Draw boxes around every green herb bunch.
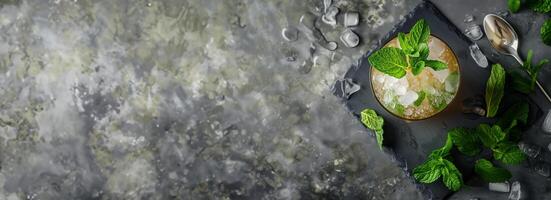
[510,50,549,93]
[413,64,527,191]
[368,19,447,78]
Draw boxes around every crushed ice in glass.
[281,27,299,41]
[464,14,474,23]
[332,78,360,99]
[489,181,510,193]
[543,109,551,134]
[464,25,484,41]
[340,29,360,48]
[508,181,522,200]
[469,43,488,68]
[518,141,542,158]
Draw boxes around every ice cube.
[398,91,418,106]
[508,181,522,200]
[445,72,460,92]
[322,6,339,26]
[428,38,445,59]
[464,14,474,23]
[548,142,551,152]
[489,181,510,193]
[323,0,332,13]
[498,10,510,18]
[543,109,551,134]
[383,75,399,90]
[464,25,484,41]
[282,27,299,41]
[532,161,550,177]
[375,75,385,84]
[429,68,450,83]
[469,43,488,68]
[344,12,360,27]
[340,29,360,48]
[332,78,360,99]
[518,142,542,159]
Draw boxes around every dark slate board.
[337,1,493,199]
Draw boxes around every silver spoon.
[483,14,551,103]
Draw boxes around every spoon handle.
[512,53,551,104]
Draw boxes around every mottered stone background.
[1,0,550,199]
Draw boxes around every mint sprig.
[360,108,385,149]
[368,19,447,78]
[510,50,548,93]
[474,159,512,182]
[485,64,506,117]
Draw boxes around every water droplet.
[146,2,152,7]
[321,6,339,26]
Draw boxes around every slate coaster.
[336,1,493,199]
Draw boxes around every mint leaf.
[441,159,463,191]
[360,109,384,149]
[543,19,551,45]
[413,159,443,183]
[477,124,506,149]
[528,0,551,13]
[429,135,453,159]
[412,60,425,75]
[414,91,426,106]
[408,19,430,48]
[398,32,413,53]
[508,0,521,13]
[486,64,506,117]
[493,141,526,165]
[497,102,529,133]
[449,128,481,156]
[510,71,534,94]
[474,159,512,182]
[425,60,448,71]
[418,43,429,60]
[368,47,408,78]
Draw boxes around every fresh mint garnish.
[360,109,385,149]
[493,141,526,164]
[542,18,551,45]
[528,0,551,13]
[368,47,408,78]
[368,19,447,78]
[474,159,512,182]
[413,91,426,106]
[476,124,506,149]
[485,64,506,117]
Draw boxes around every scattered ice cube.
[543,109,551,134]
[508,181,522,200]
[340,29,360,48]
[398,91,418,106]
[322,6,339,26]
[299,13,338,51]
[489,181,510,193]
[532,161,550,177]
[518,141,542,158]
[323,0,332,13]
[497,10,510,18]
[464,14,474,23]
[469,43,488,68]
[462,96,486,116]
[464,25,484,41]
[344,12,360,27]
[332,78,360,99]
[281,27,299,41]
[299,59,313,74]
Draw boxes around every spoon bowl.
[483,14,521,62]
